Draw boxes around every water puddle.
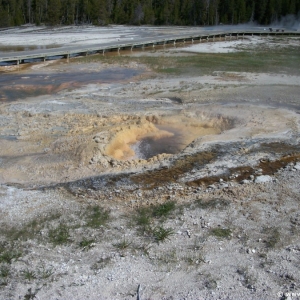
[131,125,186,159]
[0,135,18,141]
[0,67,142,101]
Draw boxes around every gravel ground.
[0,31,299,300]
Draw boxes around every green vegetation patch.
[133,201,177,234]
[77,46,300,77]
[152,226,174,243]
[48,223,70,246]
[262,227,280,249]
[143,49,300,76]
[132,201,178,245]
[152,201,176,218]
[79,238,96,250]
[0,243,21,264]
[1,213,61,242]
[84,206,110,229]
[113,237,132,250]
[210,227,232,239]
[21,269,37,281]
[0,265,10,278]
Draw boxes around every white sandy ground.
[0,24,278,48]
[177,36,300,53]
[0,25,199,47]
[0,27,131,46]
[178,38,261,53]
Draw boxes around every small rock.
[284,294,292,300]
[255,168,263,175]
[208,184,216,189]
[241,179,250,184]
[254,175,272,183]
[220,183,229,188]
[294,162,300,170]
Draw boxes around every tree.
[143,0,155,24]
[0,3,11,27]
[133,2,144,24]
[47,0,61,24]
[1,0,300,28]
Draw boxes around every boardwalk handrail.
[0,30,299,64]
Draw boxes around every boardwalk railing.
[0,30,299,65]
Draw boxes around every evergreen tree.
[0,1,11,27]
[143,0,155,24]
[90,0,107,25]
[47,0,61,24]
[0,0,300,28]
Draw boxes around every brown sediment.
[131,143,300,189]
[187,152,300,187]
[258,153,300,175]
[187,166,254,187]
[131,151,217,188]
[254,142,300,154]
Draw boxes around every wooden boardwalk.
[0,30,299,65]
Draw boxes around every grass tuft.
[37,265,54,279]
[0,244,22,264]
[85,206,110,228]
[113,237,132,250]
[0,265,10,278]
[48,223,70,246]
[152,201,176,218]
[210,228,232,239]
[134,207,151,230]
[152,226,174,243]
[262,227,280,248]
[22,269,36,281]
[133,202,177,235]
[79,238,95,250]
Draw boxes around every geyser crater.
[105,113,234,161]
